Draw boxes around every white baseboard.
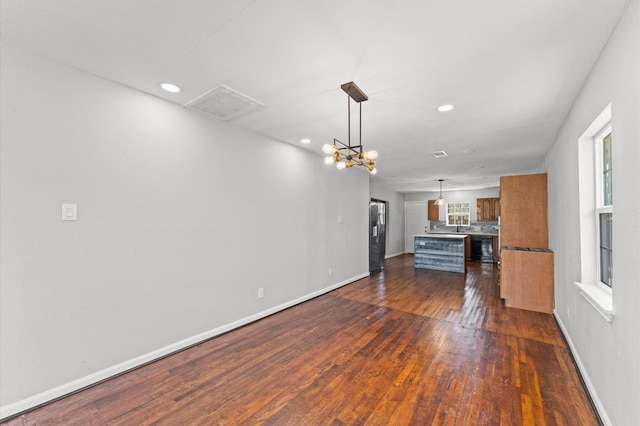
[553,310,612,426]
[384,251,405,259]
[0,272,369,421]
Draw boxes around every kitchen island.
[414,234,468,273]
[426,231,499,263]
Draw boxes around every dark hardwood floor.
[2,255,599,425]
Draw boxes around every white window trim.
[574,281,613,322]
[445,201,471,227]
[594,125,613,288]
[576,104,614,322]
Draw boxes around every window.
[575,104,614,321]
[446,202,470,226]
[596,129,613,287]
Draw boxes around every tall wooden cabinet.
[499,173,554,314]
[500,174,548,248]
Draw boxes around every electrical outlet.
[567,306,570,318]
[258,288,264,298]
[328,267,333,276]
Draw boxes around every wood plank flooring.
[2,255,599,425]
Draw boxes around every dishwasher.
[470,235,494,262]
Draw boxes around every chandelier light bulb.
[369,167,378,175]
[322,144,336,154]
[366,150,378,160]
[324,156,335,165]
[336,161,347,170]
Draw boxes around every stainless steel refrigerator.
[369,199,387,272]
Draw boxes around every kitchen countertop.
[502,246,552,252]
[414,234,468,239]
[426,231,498,237]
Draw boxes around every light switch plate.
[62,203,77,221]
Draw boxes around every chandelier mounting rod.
[342,82,367,152]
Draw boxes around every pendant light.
[435,179,445,205]
[323,82,378,174]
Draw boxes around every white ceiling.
[1,0,628,192]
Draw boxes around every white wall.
[546,0,639,424]
[0,46,370,416]
[370,183,405,257]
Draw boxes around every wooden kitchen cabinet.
[427,200,440,221]
[499,173,553,313]
[500,248,554,313]
[476,197,500,221]
[465,236,471,260]
[499,174,548,249]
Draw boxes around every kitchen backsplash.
[429,220,499,234]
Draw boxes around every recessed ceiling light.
[161,83,181,93]
[437,104,454,112]
[300,138,311,144]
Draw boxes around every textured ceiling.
[0,0,628,192]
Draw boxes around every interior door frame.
[404,201,429,254]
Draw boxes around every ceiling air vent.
[432,150,448,158]
[184,84,265,121]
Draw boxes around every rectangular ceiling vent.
[432,150,448,158]
[184,84,265,121]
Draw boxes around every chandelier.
[323,82,378,174]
